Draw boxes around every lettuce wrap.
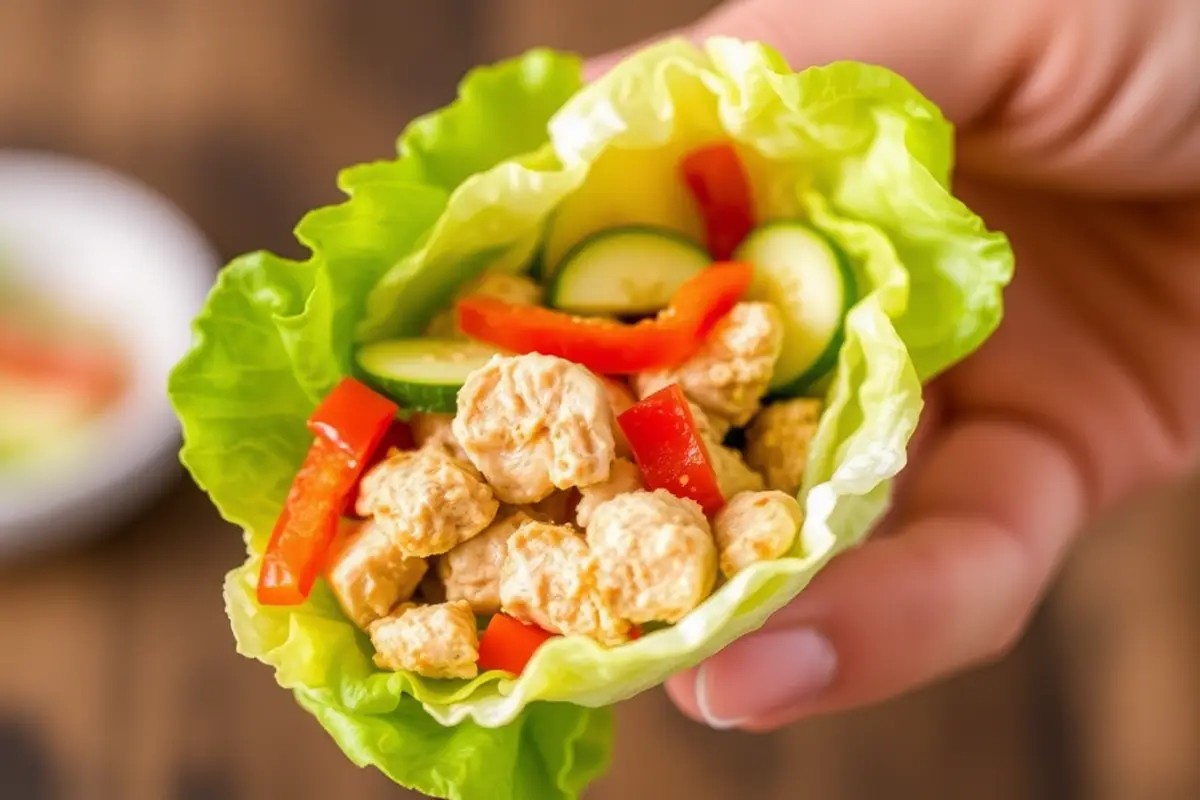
[168,36,1013,800]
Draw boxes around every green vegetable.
[356,338,502,413]
[733,221,856,395]
[548,226,709,315]
[168,37,1012,800]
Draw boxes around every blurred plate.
[0,150,217,559]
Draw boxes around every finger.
[672,415,1086,730]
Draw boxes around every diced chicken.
[325,519,428,628]
[410,412,471,464]
[713,490,804,577]
[635,302,784,426]
[438,509,532,614]
[453,354,617,505]
[744,398,823,495]
[499,520,630,646]
[709,440,766,498]
[424,272,543,338]
[368,600,480,679]
[356,447,499,558]
[586,489,716,624]
[600,377,636,457]
[575,457,643,528]
[688,400,731,443]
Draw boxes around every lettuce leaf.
[168,37,1012,799]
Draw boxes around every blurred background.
[2,1,1199,799]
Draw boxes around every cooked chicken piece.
[713,490,804,577]
[575,457,643,528]
[368,601,479,679]
[410,412,471,464]
[424,272,543,338]
[453,354,617,504]
[635,302,784,426]
[600,377,636,457]
[687,400,731,443]
[744,398,823,495]
[438,509,532,614]
[356,447,498,558]
[324,519,428,628]
[708,439,766,498]
[499,520,630,646]
[586,489,717,624]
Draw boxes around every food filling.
[255,143,851,679]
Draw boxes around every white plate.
[0,150,218,559]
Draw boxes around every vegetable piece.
[0,316,124,405]
[257,436,361,605]
[477,613,557,675]
[732,222,856,394]
[548,226,710,316]
[260,379,399,605]
[617,383,725,515]
[355,338,505,413]
[457,261,753,375]
[680,142,755,260]
[307,376,400,460]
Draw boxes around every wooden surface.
[2,1,1199,798]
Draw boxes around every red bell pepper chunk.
[456,261,753,375]
[258,378,401,606]
[476,613,558,675]
[617,383,725,515]
[680,142,756,260]
[307,377,400,462]
[257,436,362,605]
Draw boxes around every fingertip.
[664,668,705,724]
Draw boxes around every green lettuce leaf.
[168,37,1012,799]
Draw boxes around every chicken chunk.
[356,447,499,558]
[410,412,471,464]
[424,272,543,338]
[688,400,731,443]
[635,302,784,426]
[438,509,532,614]
[713,491,804,577]
[368,601,479,679]
[586,490,717,624]
[709,440,766,498]
[744,398,823,495]
[325,520,428,628]
[453,354,617,504]
[499,520,630,646]
[575,457,643,528]
[600,377,636,456]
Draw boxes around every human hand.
[588,0,1200,731]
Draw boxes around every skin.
[587,0,1200,730]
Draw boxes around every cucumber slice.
[356,338,502,413]
[733,221,856,395]
[548,226,710,316]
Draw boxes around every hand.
[588,0,1200,731]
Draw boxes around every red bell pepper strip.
[0,317,125,406]
[680,142,756,260]
[258,378,400,606]
[617,383,725,515]
[307,377,400,462]
[341,418,414,517]
[456,261,753,375]
[476,613,557,675]
[257,436,361,605]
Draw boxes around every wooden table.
[3,2,1199,798]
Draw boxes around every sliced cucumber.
[548,226,710,316]
[356,338,502,413]
[733,221,856,396]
